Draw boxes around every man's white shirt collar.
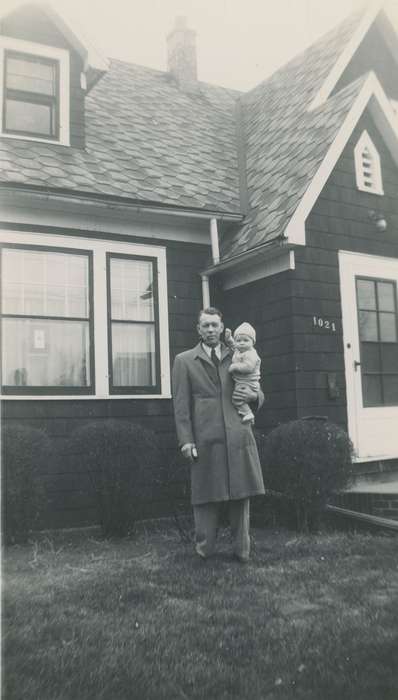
[202,342,221,359]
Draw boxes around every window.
[3,51,59,139]
[0,36,69,145]
[354,130,383,196]
[0,231,171,399]
[1,246,94,394]
[107,255,160,393]
[356,277,398,407]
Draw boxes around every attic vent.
[354,131,383,196]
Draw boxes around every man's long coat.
[172,342,265,505]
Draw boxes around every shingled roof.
[0,59,241,213]
[221,7,368,259]
[0,4,388,261]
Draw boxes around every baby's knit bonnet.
[233,322,256,343]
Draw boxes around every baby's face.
[234,334,253,351]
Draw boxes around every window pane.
[377,282,396,312]
[5,98,54,136]
[379,313,397,342]
[358,310,378,341]
[382,376,398,406]
[1,249,89,318]
[361,343,380,373]
[357,279,376,310]
[47,285,66,316]
[381,344,398,373]
[362,374,382,406]
[112,323,156,387]
[2,283,23,314]
[6,56,56,95]
[2,318,90,387]
[110,258,154,321]
[24,284,45,315]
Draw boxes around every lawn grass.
[3,526,398,700]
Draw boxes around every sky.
[3,0,398,90]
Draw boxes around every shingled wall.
[292,108,398,468]
[214,270,298,435]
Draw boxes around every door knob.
[354,360,361,371]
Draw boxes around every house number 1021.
[313,316,336,332]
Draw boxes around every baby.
[225,322,261,424]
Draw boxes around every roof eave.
[202,234,288,276]
[0,182,244,222]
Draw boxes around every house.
[1,2,398,528]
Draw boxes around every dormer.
[0,3,108,148]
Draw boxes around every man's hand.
[232,385,258,406]
[224,328,234,349]
[181,443,197,461]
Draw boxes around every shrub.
[258,417,354,532]
[3,424,50,544]
[68,420,161,537]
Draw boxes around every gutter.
[0,184,244,223]
[202,232,288,276]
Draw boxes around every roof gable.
[309,2,398,111]
[285,73,398,246]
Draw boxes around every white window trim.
[354,130,384,196]
[0,36,70,146]
[0,230,171,399]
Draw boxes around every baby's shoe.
[241,412,254,424]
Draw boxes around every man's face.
[197,312,224,347]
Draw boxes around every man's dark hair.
[197,307,223,323]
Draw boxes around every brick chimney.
[167,16,198,91]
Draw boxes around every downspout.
[201,274,210,308]
[201,217,220,307]
[210,217,220,265]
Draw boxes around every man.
[172,307,265,562]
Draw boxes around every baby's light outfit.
[229,322,261,423]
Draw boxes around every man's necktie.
[211,348,220,369]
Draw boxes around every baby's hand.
[224,328,234,348]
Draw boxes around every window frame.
[0,242,95,396]
[0,36,70,146]
[355,274,398,408]
[106,252,161,395]
[0,230,171,400]
[3,50,60,140]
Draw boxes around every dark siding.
[2,237,209,528]
[1,6,86,148]
[332,23,398,99]
[292,109,398,433]
[214,270,298,434]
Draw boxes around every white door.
[339,250,398,462]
